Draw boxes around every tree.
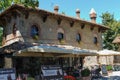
[0,0,39,11]
[100,12,120,50]
[0,0,12,11]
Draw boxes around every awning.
[13,45,98,57]
[97,49,120,56]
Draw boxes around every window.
[76,33,81,42]
[58,32,64,40]
[31,25,39,39]
[93,37,98,44]
[57,28,64,41]
[13,23,17,35]
[81,24,85,29]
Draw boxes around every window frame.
[76,33,81,42]
[30,24,40,40]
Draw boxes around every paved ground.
[92,76,120,80]
[91,70,120,80]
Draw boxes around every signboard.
[41,65,63,80]
[101,65,107,74]
[0,68,16,80]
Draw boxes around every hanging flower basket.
[32,35,39,40]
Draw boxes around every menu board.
[41,65,63,80]
[0,68,16,80]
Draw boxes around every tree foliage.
[101,12,120,50]
[0,0,39,11]
[0,0,39,46]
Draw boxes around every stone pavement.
[92,76,120,80]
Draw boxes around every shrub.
[81,68,90,77]
[27,77,35,80]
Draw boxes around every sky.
[38,0,120,24]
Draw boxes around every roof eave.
[0,4,109,30]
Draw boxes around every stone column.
[4,57,12,68]
[69,57,72,67]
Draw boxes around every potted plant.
[106,65,113,76]
[81,68,91,80]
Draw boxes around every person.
[57,69,61,76]
[16,74,22,80]
[91,66,95,76]
[23,74,27,80]
[7,74,12,80]
[63,70,67,76]
[96,65,101,76]
[73,64,80,78]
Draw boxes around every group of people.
[64,63,102,79]
[16,74,27,80]
[91,65,101,79]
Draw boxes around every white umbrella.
[97,49,120,56]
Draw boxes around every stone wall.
[4,12,103,50]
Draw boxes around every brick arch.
[30,23,41,40]
[57,27,65,41]
[57,27,64,33]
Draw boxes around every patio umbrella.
[97,49,120,56]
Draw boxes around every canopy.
[13,44,98,57]
[97,49,120,56]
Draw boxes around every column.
[4,57,12,68]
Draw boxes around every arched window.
[93,37,98,44]
[31,25,39,39]
[13,23,17,35]
[76,33,81,42]
[57,28,64,41]
[58,32,64,40]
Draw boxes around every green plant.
[81,68,90,77]
[27,77,35,80]
[32,35,39,40]
[106,65,113,71]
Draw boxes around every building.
[0,4,109,75]
[113,36,120,63]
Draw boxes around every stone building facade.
[113,36,120,64]
[0,4,109,69]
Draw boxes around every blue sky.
[38,0,120,23]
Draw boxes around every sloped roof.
[0,41,98,56]
[0,4,109,30]
[112,36,120,43]
[13,44,98,57]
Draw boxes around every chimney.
[54,5,59,13]
[89,8,97,23]
[76,9,80,18]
